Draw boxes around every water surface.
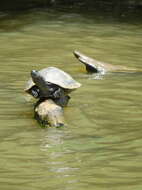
[0,9,142,190]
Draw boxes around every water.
[0,8,142,190]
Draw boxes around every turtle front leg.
[54,95,70,107]
[52,88,70,107]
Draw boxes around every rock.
[34,99,64,127]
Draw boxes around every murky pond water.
[0,8,142,190]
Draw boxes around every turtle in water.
[73,51,136,74]
[25,67,81,107]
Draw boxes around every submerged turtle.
[74,51,136,74]
[25,67,81,107]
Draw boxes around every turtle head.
[31,70,44,85]
[31,70,40,79]
[31,70,52,98]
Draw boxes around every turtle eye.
[46,82,52,86]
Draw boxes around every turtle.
[73,51,137,74]
[25,67,81,107]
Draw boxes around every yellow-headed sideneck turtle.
[73,51,138,74]
[25,67,81,107]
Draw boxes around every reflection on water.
[0,8,142,190]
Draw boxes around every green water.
[0,9,142,190]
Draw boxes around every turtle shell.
[25,67,81,92]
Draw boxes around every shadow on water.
[0,1,142,32]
